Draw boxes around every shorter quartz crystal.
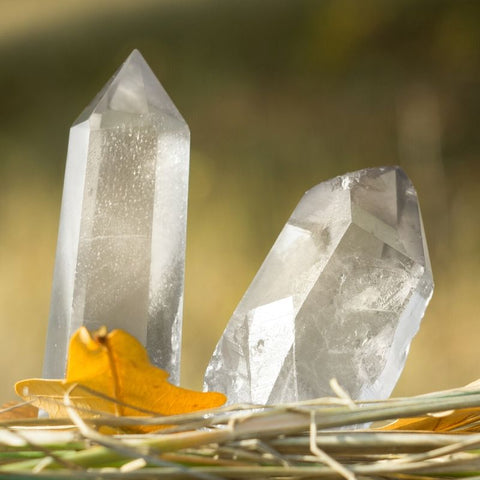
[204,166,433,404]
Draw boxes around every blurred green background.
[0,0,479,403]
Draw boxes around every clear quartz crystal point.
[205,166,433,404]
[43,50,189,382]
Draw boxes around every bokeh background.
[0,0,479,403]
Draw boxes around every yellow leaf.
[15,327,226,431]
[380,381,480,432]
[380,407,480,432]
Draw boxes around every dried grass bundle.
[1,381,480,479]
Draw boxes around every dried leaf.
[380,406,480,432]
[15,327,226,431]
[380,380,480,432]
[0,401,38,420]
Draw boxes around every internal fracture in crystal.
[43,50,189,382]
[204,167,433,404]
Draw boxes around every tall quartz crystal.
[43,50,189,382]
[205,166,433,403]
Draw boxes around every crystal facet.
[43,50,189,382]
[204,166,433,404]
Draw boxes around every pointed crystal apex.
[205,166,433,404]
[74,49,185,125]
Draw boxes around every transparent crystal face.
[73,121,156,341]
[44,50,189,382]
[204,166,433,404]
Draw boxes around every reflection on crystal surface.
[43,50,189,382]
[248,297,295,404]
[205,167,433,403]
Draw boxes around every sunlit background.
[0,0,479,403]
